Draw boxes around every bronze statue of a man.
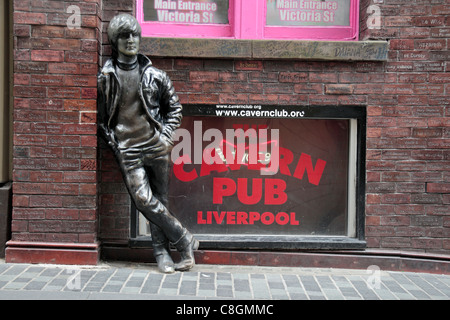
[98,14,198,273]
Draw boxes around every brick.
[390,39,414,50]
[14,49,31,61]
[63,124,97,135]
[380,216,410,226]
[429,73,450,83]
[30,74,64,86]
[65,51,98,63]
[81,135,98,147]
[264,83,295,94]
[188,93,220,104]
[411,216,442,227]
[64,172,97,183]
[279,94,308,105]
[427,183,450,194]
[383,84,414,95]
[14,25,31,37]
[13,208,45,220]
[189,71,219,82]
[29,38,81,51]
[47,135,80,147]
[394,205,425,215]
[14,12,46,25]
[28,220,63,233]
[62,196,97,209]
[14,86,46,98]
[64,75,97,87]
[412,128,442,138]
[325,84,354,95]
[81,112,97,124]
[380,237,411,248]
[45,209,79,220]
[31,25,65,38]
[14,74,30,85]
[47,111,79,123]
[412,150,444,161]
[81,39,98,52]
[399,51,429,60]
[309,73,338,83]
[29,195,63,208]
[412,16,445,27]
[47,184,79,196]
[431,5,450,15]
[29,146,63,159]
[65,28,97,40]
[14,110,46,122]
[279,72,308,83]
[31,50,65,62]
[81,88,97,99]
[80,184,97,196]
[411,193,442,204]
[398,73,427,83]
[233,83,263,94]
[64,147,96,160]
[30,0,65,12]
[415,39,446,50]
[218,93,248,104]
[381,194,411,204]
[11,220,28,232]
[48,63,81,74]
[80,63,99,75]
[46,159,80,171]
[29,172,63,183]
[13,183,47,195]
[30,123,63,135]
[48,87,81,99]
[14,61,47,74]
[235,60,263,71]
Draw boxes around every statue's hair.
[107,14,142,58]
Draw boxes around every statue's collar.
[117,58,138,71]
[103,54,152,74]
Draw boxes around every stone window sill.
[140,38,388,61]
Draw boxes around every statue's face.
[117,32,140,58]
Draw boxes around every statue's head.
[107,14,142,59]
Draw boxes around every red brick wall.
[10,0,450,260]
[11,0,101,248]
[97,0,449,255]
[360,0,450,253]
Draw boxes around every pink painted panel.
[137,0,235,38]
[136,0,360,40]
[263,0,360,40]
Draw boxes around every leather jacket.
[97,54,182,149]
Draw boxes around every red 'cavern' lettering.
[173,149,327,186]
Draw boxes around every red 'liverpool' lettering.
[198,211,300,226]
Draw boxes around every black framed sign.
[131,104,366,250]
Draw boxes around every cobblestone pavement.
[0,259,449,300]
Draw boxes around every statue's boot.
[140,201,199,272]
[174,232,200,272]
[151,224,175,274]
[154,244,175,274]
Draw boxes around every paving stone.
[0,261,450,300]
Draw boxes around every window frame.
[129,104,367,251]
[263,0,360,40]
[136,0,360,41]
